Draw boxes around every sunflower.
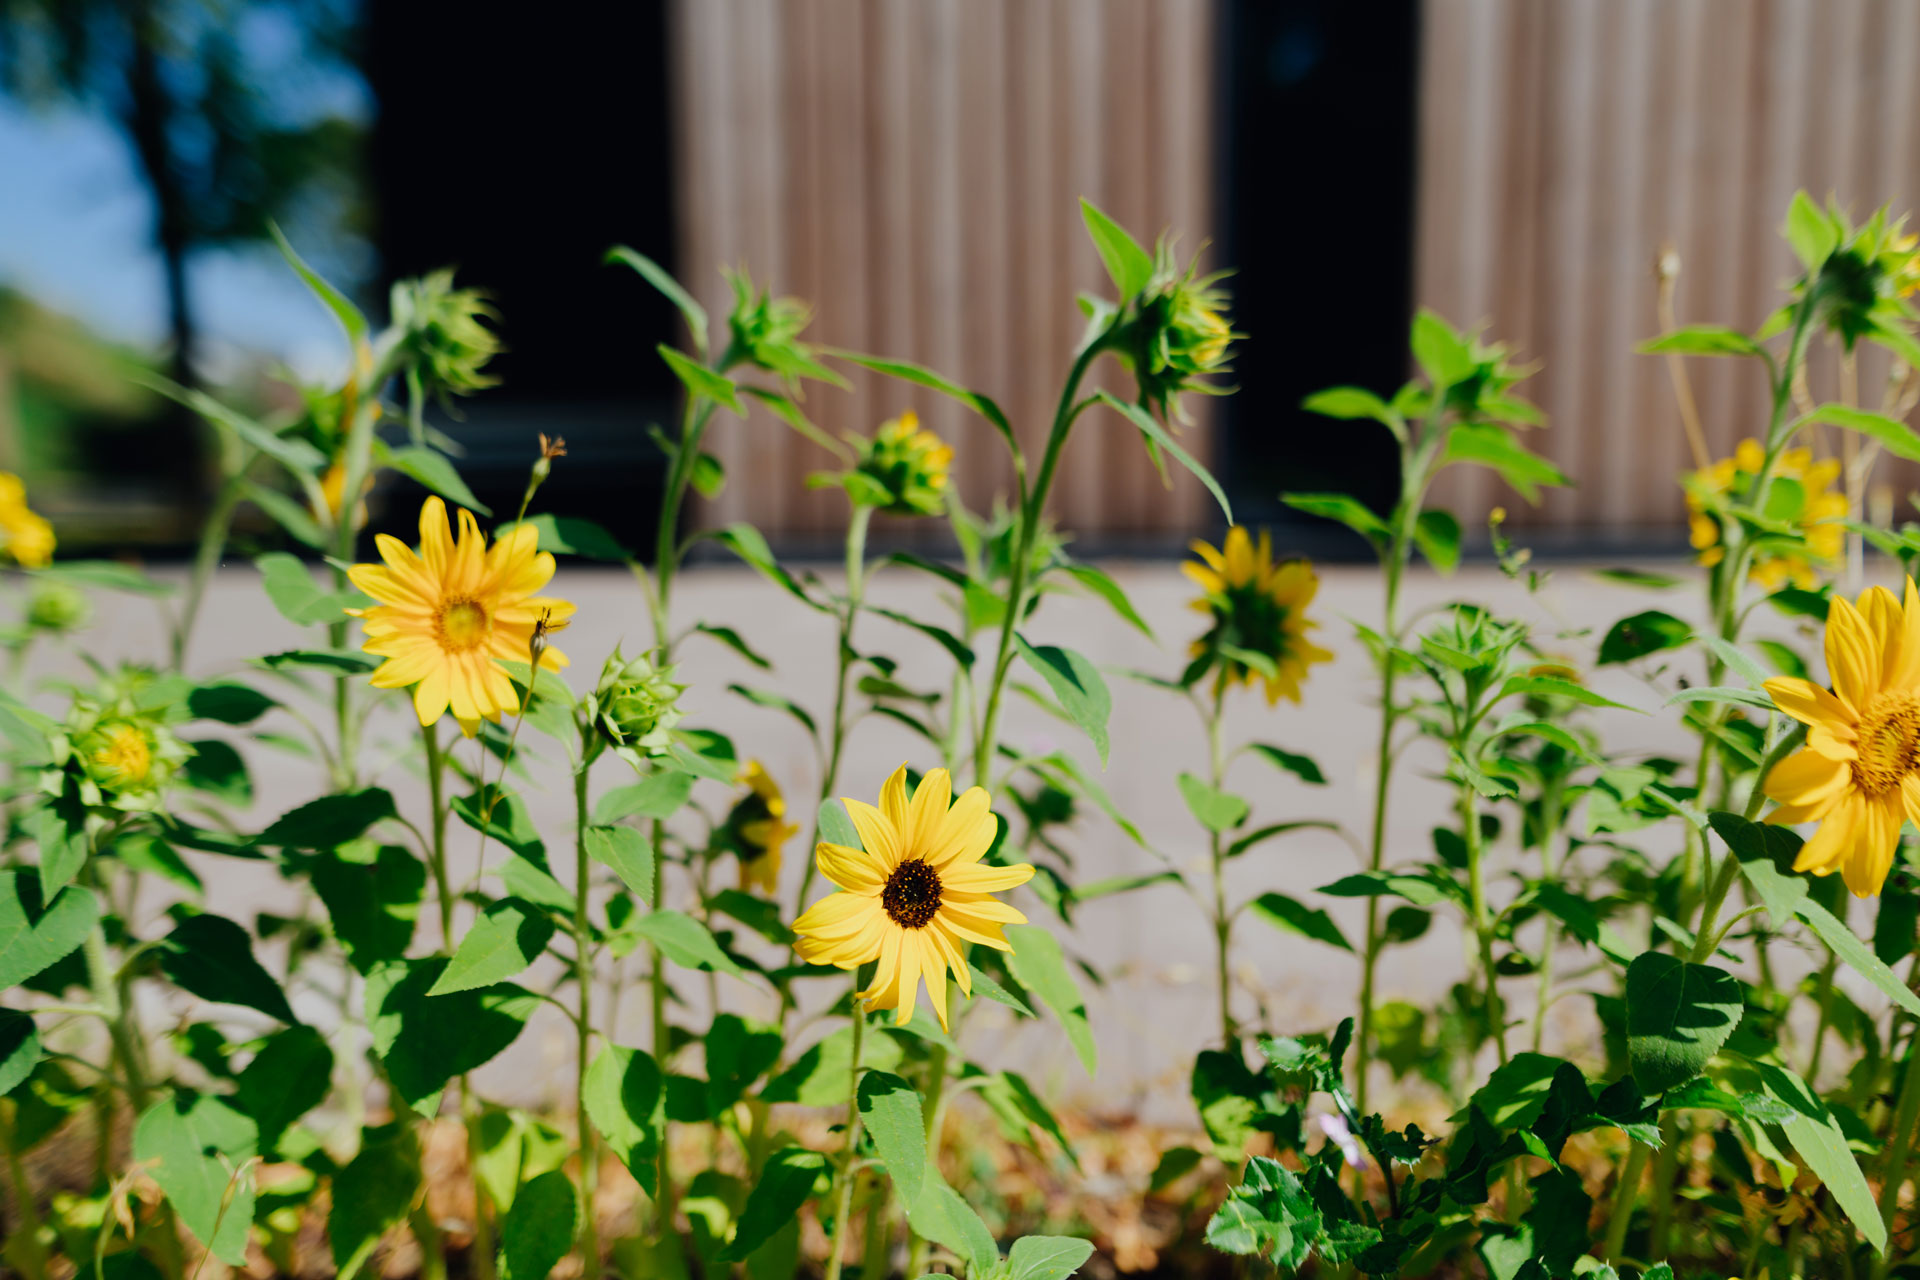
[1761,578,1920,897]
[792,764,1033,1031]
[0,473,55,569]
[1687,439,1846,591]
[729,761,800,895]
[347,496,576,737]
[1184,526,1332,704]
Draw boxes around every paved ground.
[38,554,1859,1120]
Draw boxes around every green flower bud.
[853,411,952,516]
[26,582,89,634]
[724,269,841,393]
[1116,247,1239,423]
[44,666,190,812]
[592,648,685,758]
[390,268,503,399]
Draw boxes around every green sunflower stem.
[972,331,1109,790]
[170,474,244,672]
[1603,1139,1652,1262]
[902,1041,952,1277]
[823,994,867,1280]
[1873,1006,1920,1280]
[1204,685,1234,1044]
[794,502,872,918]
[573,763,602,1280]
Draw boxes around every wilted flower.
[0,473,55,569]
[725,269,840,393]
[1184,527,1332,705]
[390,268,504,400]
[724,761,800,895]
[591,647,685,758]
[852,411,952,516]
[1685,438,1846,590]
[26,582,89,634]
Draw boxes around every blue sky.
[0,97,357,379]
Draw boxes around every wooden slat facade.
[673,0,1920,546]
[669,0,1218,546]
[1419,0,1920,537]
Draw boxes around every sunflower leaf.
[1005,924,1096,1077]
[1015,636,1111,767]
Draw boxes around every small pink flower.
[1318,1113,1368,1170]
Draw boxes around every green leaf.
[1597,611,1693,666]
[1413,508,1463,574]
[161,914,298,1024]
[606,245,709,356]
[1665,685,1776,712]
[1801,403,1920,461]
[1281,492,1388,544]
[255,552,365,627]
[1637,326,1763,357]
[712,523,823,609]
[1205,1156,1321,1269]
[1176,772,1248,831]
[1005,924,1095,1076]
[27,795,88,895]
[1496,674,1640,712]
[1591,566,1683,589]
[383,445,491,515]
[905,1178,998,1273]
[1784,190,1840,269]
[1411,308,1474,388]
[585,826,655,903]
[660,344,742,413]
[1227,820,1340,859]
[966,960,1035,1017]
[502,1169,578,1280]
[1006,1235,1097,1280]
[30,558,175,596]
[1148,1146,1205,1193]
[1737,1057,1886,1253]
[1061,563,1154,638]
[729,684,818,734]
[694,622,773,668]
[1248,743,1326,785]
[368,959,539,1115]
[819,798,861,850]
[132,1091,258,1265]
[272,222,367,341]
[430,899,555,995]
[583,1044,664,1195]
[722,1146,827,1260]
[187,680,278,725]
[1015,635,1112,766]
[254,647,381,675]
[1441,423,1568,504]
[1318,869,1465,908]
[235,1025,332,1151]
[501,513,632,562]
[259,789,397,849]
[629,910,746,979]
[0,1008,42,1096]
[593,771,696,825]
[830,351,1018,458]
[329,1125,421,1280]
[1248,894,1352,952]
[1093,391,1232,522]
[1079,197,1154,299]
[1463,1052,1566,1128]
[133,372,328,477]
[1624,951,1743,1093]
[241,479,327,548]
[183,739,252,805]
[857,1070,928,1208]
[1521,1168,1592,1276]
[870,606,977,668]
[1302,386,1406,440]
[310,843,424,975]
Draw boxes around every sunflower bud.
[724,269,839,393]
[390,268,503,399]
[591,648,685,758]
[45,667,190,812]
[26,582,89,634]
[1118,248,1238,423]
[1786,194,1920,350]
[851,411,952,516]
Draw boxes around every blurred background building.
[4,0,1920,559]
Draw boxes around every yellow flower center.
[93,725,152,786]
[436,598,490,652]
[1852,693,1920,796]
[881,858,942,929]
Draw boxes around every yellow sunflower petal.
[942,861,1036,894]
[1763,748,1851,811]
[1763,677,1857,737]
[1825,596,1880,711]
[815,842,885,894]
[843,799,902,870]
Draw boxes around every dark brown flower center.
[881,858,942,929]
[1853,693,1920,796]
